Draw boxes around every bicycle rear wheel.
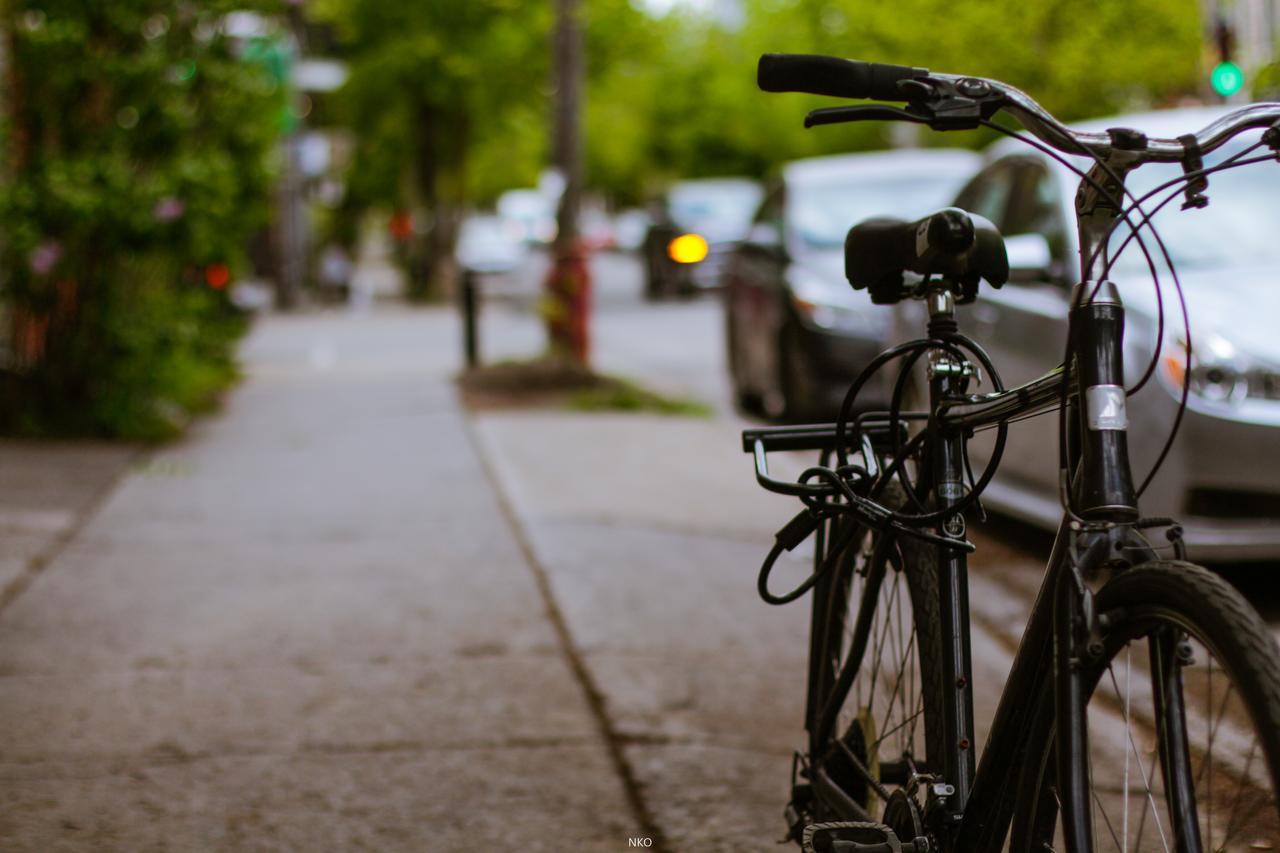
[1013,560,1280,851]
[801,482,944,835]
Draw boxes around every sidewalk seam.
[0,447,147,615]
[465,414,671,853]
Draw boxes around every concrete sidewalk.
[0,307,639,850]
[470,412,1028,851]
[0,298,1048,851]
[0,440,138,604]
[474,411,809,850]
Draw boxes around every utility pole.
[545,0,590,364]
[276,2,307,310]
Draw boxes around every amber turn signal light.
[667,233,709,264]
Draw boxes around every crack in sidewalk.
[465,416,672,853]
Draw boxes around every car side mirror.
[1004,233,1055,283]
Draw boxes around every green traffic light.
[1211,61,1245,97]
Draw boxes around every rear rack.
[740,412,917,454]
[743,412,922,498]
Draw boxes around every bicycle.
[742,53,1280,852]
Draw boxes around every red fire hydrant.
[544,242,591,364]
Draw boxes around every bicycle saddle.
[845,207,1008,304]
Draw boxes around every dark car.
[724,149,980,420]
[643,178,762,300]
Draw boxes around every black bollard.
[461,269,479,368]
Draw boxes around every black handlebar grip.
[757,53,926,101]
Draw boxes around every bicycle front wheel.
[1014,560,1280,852]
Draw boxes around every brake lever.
[804,79,1003,132]
[805,104,929,129]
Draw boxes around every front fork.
[1056,278,1143,852]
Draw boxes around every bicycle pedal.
[802,821,928,853]
[783,782,812,843]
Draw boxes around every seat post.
[926,283,959,340]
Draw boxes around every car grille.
[1185,487,1280,520]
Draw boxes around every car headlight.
[788,268,880,335]
[1160,333,1280,405]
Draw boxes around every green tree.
[584,0,1204,202]
[1,1,283,439]
[315,0,552,298]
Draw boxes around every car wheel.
[643,254,663,301]
[763,318,814,423]
[727,308,764,416]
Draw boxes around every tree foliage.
[305,1,1207,281]
[313,0,552,296]
[586,0,1205,202]
[1,1,282,438]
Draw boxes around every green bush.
[91,269,246,442]
[0,1,281,440]
[3,253,246,442]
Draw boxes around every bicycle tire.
[805,481,945,831]
[1012,560,1280,851]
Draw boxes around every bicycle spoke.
[906,609,919,752]
[1106,659,1171,852]
[1206,659,1213,848]
[1091,783,1124,850]
[871,705,926,754]
[879,586,916,750]
[1122,645,1130,851]
[1221,737,1259,847]
[1090,742,1102,850]
[865,572,903,716]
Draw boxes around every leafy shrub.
[0,1,281,440]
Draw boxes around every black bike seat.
[845,207,1009,304]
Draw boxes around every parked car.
[580,206,617,252]
[612,208,652,253]
[456,215,528,274]
[643,178,762,300]
[725,149,980,420]
[497,189,557,246]
[894,106,1280,560]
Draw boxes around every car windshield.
[1108,138,1280,273]
[668,183,761,237]
[789,172,967,248]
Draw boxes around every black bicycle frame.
[929,277,1150,851]
[900,156,1161,851]
[745,157,1180,851]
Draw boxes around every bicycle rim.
[1020,563,1280,852]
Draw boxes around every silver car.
[897,106,1280,561]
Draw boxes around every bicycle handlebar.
[757,53,926,101]
[758,54,1280,164]
[956,72,1280,162]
